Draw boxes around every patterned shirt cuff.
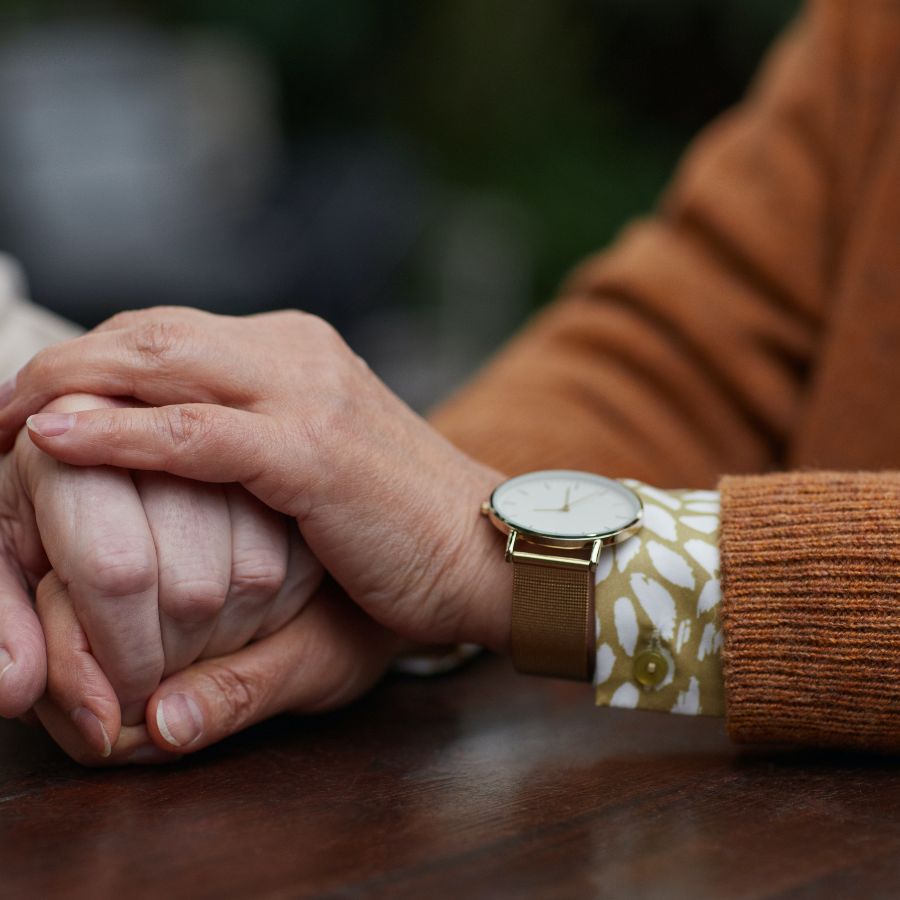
[593,480,724,717]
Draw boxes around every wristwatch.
[482,470,643,681]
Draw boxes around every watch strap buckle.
[505,530,602,571]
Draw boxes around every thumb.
[146,588,400,754]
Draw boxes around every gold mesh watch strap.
[510,557,595,681]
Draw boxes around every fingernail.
[156,693,203,748]
[0,373,15,406]
[0,647,12,680]
[71,707,112,758]
[26,413,74,437]
[128,744,181,765]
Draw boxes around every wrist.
[446,462,512,655]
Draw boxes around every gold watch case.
[485,470,643,682]
[482,470,643,566]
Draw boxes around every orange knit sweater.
[431,0,900,751]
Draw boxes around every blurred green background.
[0,0,799,405]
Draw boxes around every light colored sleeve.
[594,481,723,717]
[0,254,82,380]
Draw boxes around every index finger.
[0,311,254,449]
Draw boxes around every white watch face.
[490,470,642,540]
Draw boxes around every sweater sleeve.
[720,471,900,752]
[425,4,894,748]
[430,1,834,489]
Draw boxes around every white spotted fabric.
[593,481,724,717]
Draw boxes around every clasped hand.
[0,308,512,764]
[0,392,327,763]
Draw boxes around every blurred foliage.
[0,0,800,306]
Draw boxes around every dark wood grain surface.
[2,654,900,900]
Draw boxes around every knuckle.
[132,320,192,363]
[202,665,265,732]
[161,405,213,451]
[76,544,156,599]
[160,577,228,625]
[229,552,287,604]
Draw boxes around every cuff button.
[633,648,669,689]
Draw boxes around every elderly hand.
[1,307,513,649]
[0,392,325,764]
[0,308,513,756]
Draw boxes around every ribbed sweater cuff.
[719,471,900,752]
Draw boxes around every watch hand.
[534,486,574,513]
[567,490,604,508]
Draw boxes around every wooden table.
[2,654,899,899]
